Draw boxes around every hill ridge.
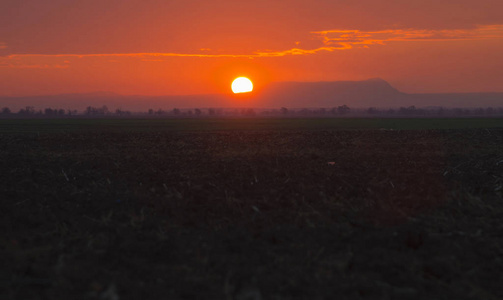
[1,79,502,110]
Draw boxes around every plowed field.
[1,119,502,299]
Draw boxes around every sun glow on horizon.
[231,77,253,94]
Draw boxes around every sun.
[231,77,253,94]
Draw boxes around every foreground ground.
[1,118,503,299]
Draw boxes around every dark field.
[1,117,503,133]
[1,118,503,299]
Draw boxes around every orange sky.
[1,0,503,96]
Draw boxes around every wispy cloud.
[0,52,253,68]
[255,46,345,57]
[3,52,255,59]
[312,24,503,50]
[254,24,503,56]
[1,25,502,67]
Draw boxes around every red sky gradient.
[1,0,503,97]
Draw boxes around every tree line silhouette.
[1,105,502,118]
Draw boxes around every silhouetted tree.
[18,106,35,115]
[280,107,289,115]
[367,107,378,114]
[337,105,350,115]
[67,109,78,116]
[172,108,181,116]
[242,108,256,116]
[44,108,54,116]
[474,107,484,115]
[114,108,129,116]
[399,106,417,115]
[85,105,109,115]
[194,108,202,116]
[208,108,216,116]
[299,108,310,116]
[148,109,154,115]
[85,106,94,115]
[1,107,11,114]
[100,105,109,115]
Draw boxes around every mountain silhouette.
[255,78,403,108]
[1,79,502,111]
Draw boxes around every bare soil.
[1,127,502,299]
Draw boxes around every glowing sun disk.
[232,77,253,94]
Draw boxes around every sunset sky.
[1,0,503,96]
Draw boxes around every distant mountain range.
[1,78,502,111]
[255,78,403,108]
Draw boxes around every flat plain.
[1,118,503,299]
